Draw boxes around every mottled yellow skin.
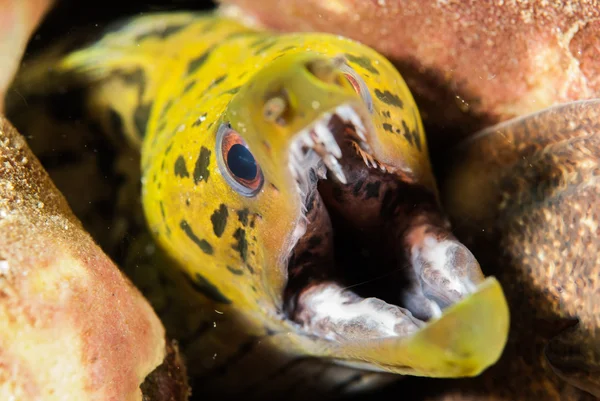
[8,11,509,399]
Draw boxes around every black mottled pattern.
[381,110,391,118]
[180,219,214,255]
[183,80,197,94]
[159,99,173,121]
[192,112,207,128]
[402,120,421,151]
[159,200,166,220]
[193,146,211,184]
[344,53,380,75]
[135,23,188,42]
[174,155,189,178]
[253,39,278,55]
[201,74,227,96]
[237,208,249,226]
[402,120,414,146]
[185,272,231,304]
[220,86,241,96]
[232,228,248,263]
[134,102,152,138]
[187,46,214,76]
[210,204,229,238]
[374,89,404,108]
[226,265,244,276]
[382,123,394,133]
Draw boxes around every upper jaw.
[287,101,373,195]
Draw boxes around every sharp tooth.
[313,121,342,159]
[347,109,365,132]
[323,153,347,184]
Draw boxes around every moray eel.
[8,11,509,400]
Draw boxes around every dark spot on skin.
[174,155,189,178]
[180,220,214,255]
[185,198,191,207]
[193,146,211,184]
[382,123,394,133]
[250,37,271,48]
[201,74,227,96]
[108,108,126,140]
[246,264,255,274]
[207,122,214,130]
[279,45,297,52]
[238,71,248,80]
[161,157,166,171]
[374,89,403,108]
[402,120,414,146]
[270,183,279,192]
[157,120,167,133]
[220,86,241,96]
[159,200,166,220]
[237,209,249,226]
[192,112,207,127]
[135,23,188,42]
[185,272,231,304]
[160,99,173,120]
[134,102,152,138]
[165,142,173,154]
[381,110,391,118]
[226,265,244,275]
[412,127,422,151]
[364,181,381,199]
[253,40,277,55]
[211,204,229,238]
[224,31,260,41]
[251,285,257,293]
[157,182,162,190]
[183,80,197,94]
[232,228,248,263]
[344,53,380,75]
[352,179,365,196]
[187,47,214,76]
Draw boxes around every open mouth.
[283,102,486,343]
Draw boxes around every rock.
[0,116,189,401]
[219,0,600,148]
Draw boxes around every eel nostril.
[305,56,346,85]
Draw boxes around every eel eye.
[216,123,264,197]
[339,63,374,114]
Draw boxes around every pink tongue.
[294,282,425,341]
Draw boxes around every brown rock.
[0,117,188,400]
[219,0,600,148]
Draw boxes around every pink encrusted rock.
[219,0,600,148]
[0,117,188,400]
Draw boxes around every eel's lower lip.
[282,102,510,377]
[300,277,509,377]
